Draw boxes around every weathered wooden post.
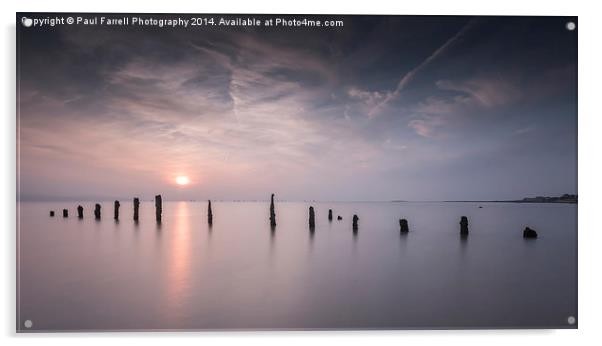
[309,206,315,229]
[523,227,538,238]
[399,219,409,233]
[352,214,359,231]
[62,209,68,218]
[77,205,83,219]
[49,210,55,217]
[94,204,101,220]
[133,198,140,222]
[114,201,120,220]
[328,209,333,221]
[460,216,469,236]
[269,193,276,227]
[208,200,213,225]
[155,195,162,223]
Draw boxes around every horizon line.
[17,197,578,204]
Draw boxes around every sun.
[175,176,190,186]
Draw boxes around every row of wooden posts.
[49,194,538,238]
[51,195,165,222]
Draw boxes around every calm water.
[17,201,577,331]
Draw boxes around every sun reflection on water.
[165,202,192,321]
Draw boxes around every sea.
[17,201,577,331]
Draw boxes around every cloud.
[347,87,389,106]
[383,138,408,151]
[513,125,535,136]
[346,87,392,118]
[367,19,475,117]
[436,77,520,108]
[407,76,521,138]
[408,115,448,138]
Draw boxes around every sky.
[17,15,577,201]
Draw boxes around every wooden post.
[94,204,101,220]
[269,193,276,227]
[309,206,315,229]
[460,216,469,236]
[399,219,409,233]
[328,209,333,221]
[114,201,120,220]
[49,210,55,217]
[155,195,162,223]
[77,205,83,219]
[133,198,140,221]
[352,214,359,231]
[208,200,213,225]
[523,227,538,238]
[62,209,68,218]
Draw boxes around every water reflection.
[165,202,192,321]
[17,201,577,330]
[307,228,315,253]
[399,231,409,252]
[268,224,276,264]
[351,229,359,258]
[269,226,275,245]
[207,222,213,242]
[459,235,468,260]
[522,237,538,248]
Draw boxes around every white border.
[3,0,602,344]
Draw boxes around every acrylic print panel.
[16,13,577,331]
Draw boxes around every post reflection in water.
[165,202,193,322]
[16,201,577,330]
[458,236,469,263]
[269,225,276,254]
[399,231,409,254]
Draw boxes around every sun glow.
[175,176,190,186]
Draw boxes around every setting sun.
[175,176,190,186]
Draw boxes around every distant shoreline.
[437,200,577,204]
[420,194,578,204]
